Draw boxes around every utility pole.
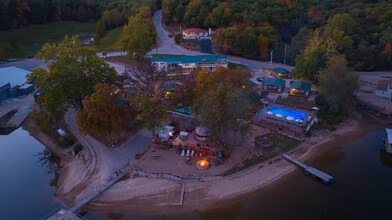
[270,50,273,68]
[284,43,287,64]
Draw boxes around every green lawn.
[94,26,123,52]
[0,21,95,61]
[228,62,251,71]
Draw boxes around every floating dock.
[282,153,334,184]
[1,106,31,128]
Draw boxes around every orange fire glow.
[197,160,208,167]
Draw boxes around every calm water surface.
[1,128,392,220]
[89,130,392,220]
[0,128,60,219]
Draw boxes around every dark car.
[260,91,269,98]
[257,77,266,82]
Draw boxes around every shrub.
[30,109,52,134]
[174,33,183,44]
[57,135,75,147]
[74,144,83,153]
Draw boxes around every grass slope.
[0,21,95,61]
[94,26,123,52]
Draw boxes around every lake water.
[89,129,392,220]
[2,127,392,220]
[0,128,60,219]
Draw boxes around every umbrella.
[267,111,273,115]
[295,119,303,123]
[286,116,294,121]
[276,114,283,117]
[312,107,320,110]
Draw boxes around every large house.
[375,79,392,101]
[183,28,209,39]
[261,78,285,93]
[289,81,311,97]
[0,67,34,103]
[151,55,228,75]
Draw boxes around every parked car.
[260,91,269,98]
[257,77,266,82]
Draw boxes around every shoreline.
[82,117,363,215]
[22,112,367,215]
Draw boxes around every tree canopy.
[121,15,157,60]
[132,89,169,139]
[163,0,392,71]
[316,55,359,124]
[76,83,133,140]
[27,35,119,115]
[192,67,252,144]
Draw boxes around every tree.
[27,35,119,115]
[121,15,157,60]
[193,67,252,145]
[257,34,269,58]
[316,55,359,124]
[133,89,169,140]
[121,60,167,95]
[76,83,132,140]
[292,30,337,82]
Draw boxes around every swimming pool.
[268,107,307,120]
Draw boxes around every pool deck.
[252,104,317,139]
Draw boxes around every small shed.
[289,81,312,97]
[17,84,34,96]
[262,78,286,93]
[386,128,392,154]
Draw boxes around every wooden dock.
[282,153,334,184]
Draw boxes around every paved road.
[64,109,152,204]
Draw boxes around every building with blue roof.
[289,81,312,97]
[262,78,286,93]
[151,55,228,74]
[267,67,291,79]
[0,67,34,103]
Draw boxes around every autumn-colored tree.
[27,35,119,115]
[292,30,338,82]
[133,89,169,140]
[76,83,133,141]
[193,67,252,145]
[257,34,269,58]
[122,15,157,60]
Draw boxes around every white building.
[151,55,228,75]
[182,28,209,39]
[374,79,392,101]
[385,128,392,154]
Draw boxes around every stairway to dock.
[282,153,334,184]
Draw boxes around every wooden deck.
[282,153,334,184]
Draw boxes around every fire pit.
[196,159,209,169]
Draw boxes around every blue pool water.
[269,107,307,119]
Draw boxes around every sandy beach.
[20,112,367,215]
